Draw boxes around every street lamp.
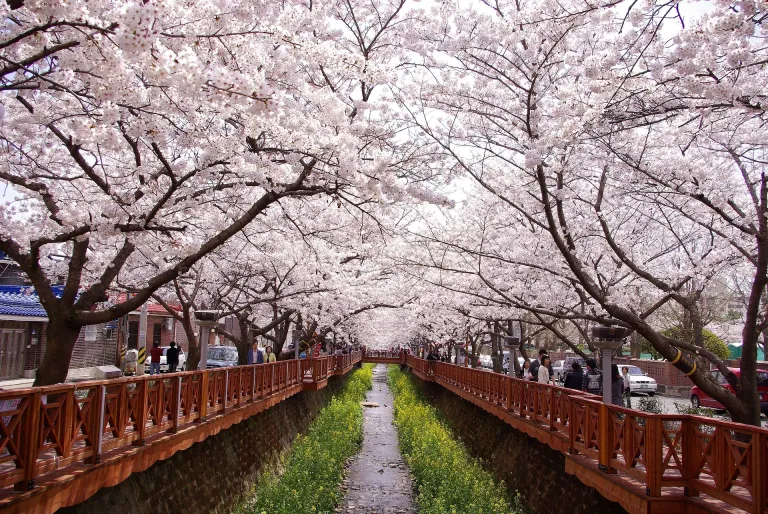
[194,310,219,370]
[504,335,519,375]
[591,320,631,405]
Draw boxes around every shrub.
[673,402,717,418]
[388,366,525,514]
[637,395,663,414]
[240,364,373,514]
[640,327,729,361]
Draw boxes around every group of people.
[518,349,555,384]
[248,343,277,364]
[425,348,450,362]
[517,352,634,408]
[149,340,180,375]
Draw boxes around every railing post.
[199,372,209,422]
[682,417,699,498]
[170,376,181,434]
[752,430,766,514]
[506,377,513,411]
[597,403,615,475]
[645,416,663,495]
[15,391,41,491]
[61,388,75,458]
[568,398,577,454]
[134,380,148,445]
[86,385,105,464]
[549,388,557,431]
[251,366,257,401]
[519,382,526,418]
[223,369,229,412]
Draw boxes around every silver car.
[552,360,565,382]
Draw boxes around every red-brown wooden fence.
[408,356,768,514]
[0,352,361,500]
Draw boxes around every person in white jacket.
[538,355,551,384]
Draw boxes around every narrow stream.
[339,364,416,514]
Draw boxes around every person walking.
[529,349,546,379]
[247,343,264,365]
[264,345,277,363]
[518,359,530,379]
[582,358,603,396]
[166,341,179,373]
[564,361,584,390]
[611,364,624,406]
[622,366,632,408]
[149,341,163,375]
[538,355,551,384]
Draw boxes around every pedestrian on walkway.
[538,355,551,384]
[149,341,162,375]
[264,345,277,363]
[564,361,584,390]
[166,341,179,373]
[529,349,546,378]
[622,366,632,408]
[519,359,534,380]
[247,343,264,365]
[611,364,624,406]
[582,358,602,395]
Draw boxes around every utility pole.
[137,301,148,375]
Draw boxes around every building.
[0,253,186,380]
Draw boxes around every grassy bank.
[388,366,524,514]
[238,364,373,514]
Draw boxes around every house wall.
[25,321,120,372]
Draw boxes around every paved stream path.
[338,364,416,514]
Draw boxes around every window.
[84,325,98,342]
[153,323,162,344]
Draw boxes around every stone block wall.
[414,379,624,514]
[60,375,350,514]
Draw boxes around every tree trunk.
[236,317,251,365]
[33,316,82,386]
[491,322,503,373]
[181,309,200,371]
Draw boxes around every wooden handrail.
[0,351,363,497]
[406,356,768,514]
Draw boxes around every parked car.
[157,346,186,372]
[206,346,239,368]
[564,356,587,372]
[690,368,768,414]
[622,365,658,396]
[479,354,493,369]
[553,360,565,382]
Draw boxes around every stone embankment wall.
[59,375,349,514]
[414,379,624,514]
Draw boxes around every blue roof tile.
[0,285,64,319]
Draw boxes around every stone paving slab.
[338,364,416,514]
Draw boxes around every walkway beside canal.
[339,364,416,514]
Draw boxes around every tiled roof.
[0,285,63,319]
[0,286,181,320]
[113,293,182,314]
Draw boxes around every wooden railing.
[330,353,356,372]
[408,356,768,514]
[0,352,361,498]
[362,349,403,361]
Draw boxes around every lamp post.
[504,336,519,375]
[194,310,219,370]
[591,320,631,404]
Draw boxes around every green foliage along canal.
[238,364,373,514]
[388,366,525,514]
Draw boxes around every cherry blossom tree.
[401,0,768,424]
[0,0,445,385]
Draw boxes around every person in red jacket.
[149,341,163,375]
